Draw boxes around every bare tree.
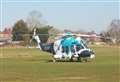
[27,10,47,30]
[107,19,120,43]
[101,19,120,44]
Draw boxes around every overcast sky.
[0,0,119,33]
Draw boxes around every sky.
[0,0,119,33]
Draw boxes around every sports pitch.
[0,46,119,82]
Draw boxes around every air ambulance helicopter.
[30,28,95,62]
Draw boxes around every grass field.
[0,46,120,82]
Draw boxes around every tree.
[100,19,120,44]
[47,27,63,43]
[107,19,120,43]
[48,27,62,35]
[31,25,53,43]
[12,19,29,41]
[26,10,55,43]
[87,30,96,35]
[27,10,47,30]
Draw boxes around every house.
[0,27,12,45]
[0,27,12,38]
